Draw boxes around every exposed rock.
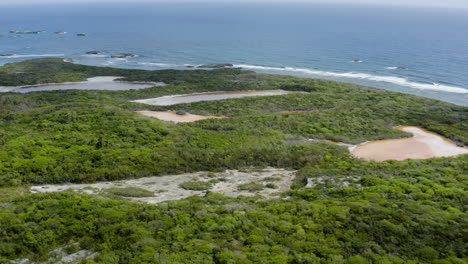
[85,51,101,55]
[10,30,45,34]
[76,33,86,36]
[197,63,234,68]
[396,66,407,70]
[352,59,363,63]
[0,54,13,57]
[111,53,136,58]
[54,31,67,34]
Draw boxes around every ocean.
[0,3,467,105]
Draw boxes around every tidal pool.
[351,126,468,161]
[132,90,295,106]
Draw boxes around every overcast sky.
[1,0,467,9]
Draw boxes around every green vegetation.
[104,187,154,197]
[263,176,282,182]
[0,58,467,263]
[179,181,213,191]
[238,182,265,191]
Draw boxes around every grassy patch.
[104,187,154,197]
[238,182,265,191]
[179,181,212,191]
[262,176,282,182]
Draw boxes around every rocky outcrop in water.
[86,51,101,55]
[197,64,234,68]
[0,54,13,57]
[10,30,45,34]
[111,53,137,58]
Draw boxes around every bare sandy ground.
[352,126,468,161]
[132,90,296,106]
[136,109,319,123]
[0,76,163,93]
[30,168,296,204]
[136,111,225,123]
[279,110,320,114]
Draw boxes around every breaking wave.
[234,64,468,94]
[1,54,65,58]
[138,62,179,67]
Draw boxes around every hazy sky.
[1,0,467,9]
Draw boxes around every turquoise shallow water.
[0,3,467,105]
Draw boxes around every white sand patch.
[31,168,296,204]
[132,90,296,106]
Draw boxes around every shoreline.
[1,58,467,105]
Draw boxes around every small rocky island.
[111,53,137,58]
[196,63,234,68]
[10,30,46,34]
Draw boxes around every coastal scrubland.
[0,58,467,263]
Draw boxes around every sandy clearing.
[30,168,296,204]
[279,110,320,114]
[351,126,468,161]
[132,90,296,106]
[0,76,163,93]
[136,111,225,123]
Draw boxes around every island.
[111,53,137,58]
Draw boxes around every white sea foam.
[234,64,468,94]
[1,54,65,58]
[386,67,399,70]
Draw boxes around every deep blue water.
[0,3,467,105]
